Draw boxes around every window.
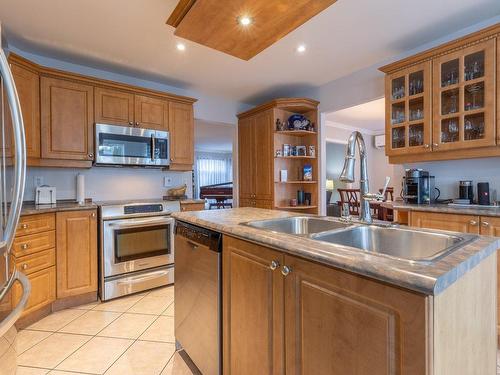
[194,152,233,199]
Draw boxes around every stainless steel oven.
[95,123,170,167]
[99,201,179,301]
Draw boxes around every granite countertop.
[21,200,97,216]
[382,201,500,217]
[172,208,499,296]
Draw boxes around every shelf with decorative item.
[275,155,316,159]
[274,180,317,184]
[275,130,317,136]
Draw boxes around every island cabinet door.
[56,210,98,299]
[223,236,285,375]
[283,254,429,375]
[410,211,480,234]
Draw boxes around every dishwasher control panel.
[176,221,222,252]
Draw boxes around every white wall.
[25,167,192,202]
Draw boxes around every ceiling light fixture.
[297,44,306,53]
[238,16,252,26]
[176,43,186,51]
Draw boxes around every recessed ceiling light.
[176,43,186,51]
[238,16,252,26]
[297,45,306,53]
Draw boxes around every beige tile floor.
[16,285,198,375]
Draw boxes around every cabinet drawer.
[13,231,56,257]
[13,266,56,317]
[180,202,205,212]
[17,213,55,236]
[15,248,55,275]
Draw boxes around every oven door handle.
[116,269,171,285]
[108,217,174,229]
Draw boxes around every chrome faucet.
[339,131,390,224]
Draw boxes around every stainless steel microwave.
[95,123,170,167]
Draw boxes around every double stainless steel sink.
[242,216,476,263]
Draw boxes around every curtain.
[194,152,233,199]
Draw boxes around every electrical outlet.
[34,176,44,187]
[164,177,173,187]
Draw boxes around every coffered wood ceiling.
[167,0,337,60]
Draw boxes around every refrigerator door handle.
[0,48,26,255]
[0,270,30,337]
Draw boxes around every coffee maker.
[402,169,438,204]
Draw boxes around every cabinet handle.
[21,244,28,250]
[21,224,28,229]
[135,122,140,126]
[423,144,430,149]
[469,220,478,226]
[22,264,28,270]
[269,260,280,271]
[482,221,490,227]
[281,265,291,276]
[129,121,133,126]
[91,212,96,218]
[433,143,439,148]
[88,153,94,159]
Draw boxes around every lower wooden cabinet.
[223,236,428,375]
[223,236,284,375]
[410,211,480,233]
[13,266,55,317]
[284,254,427,375]
[56,210,98,299]
[180,201,205,212]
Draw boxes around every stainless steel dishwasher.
[175,221,222,375]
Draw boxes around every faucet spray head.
[340,156,355,183]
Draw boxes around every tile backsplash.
[24,167,193,202]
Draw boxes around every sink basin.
[312,225,475,262]
[243,217,352,235]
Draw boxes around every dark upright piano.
[199,182,233,209]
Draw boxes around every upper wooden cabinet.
[7,53,196,169]
[41,77,94,162]
[385,61,432,156]
[432,39,496,151]
[94,87,134,126]
[380,24,500,163]
[169,101,194,169]
[135,94,169,131]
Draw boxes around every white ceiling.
[1,0,499,104]
[195,120,234,153]
[326,98,385,133]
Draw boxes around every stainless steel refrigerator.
[0,44,30,374]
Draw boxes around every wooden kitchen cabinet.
[7,62,40,159]
[223,236,285,375]
[13,266,56,317]
[169,101,194,169]
[94,87,134,126]
[223,234,496,374]
[410,211,480,234]
[134,94,169,131]
[56,210,98,299]
[41,77,94,162]
[432,39,496,151]
[284,254,427,375]
[385,61,432,156]
[237,116,255,201]
[380,24,500,163]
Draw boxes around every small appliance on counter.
[459,180,474,203]
[35,185,56,205]
[478,182,490,205]
[402,169,439,204]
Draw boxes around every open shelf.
[274,181,317,184]
[275,156,316,159]
[275,130,317,136]
[275,205,318,210]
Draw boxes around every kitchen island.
[173,207,499,375]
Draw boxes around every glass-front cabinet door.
[385,61,432,156]
[432,39,495,151]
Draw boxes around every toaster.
[35,185,56,205]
